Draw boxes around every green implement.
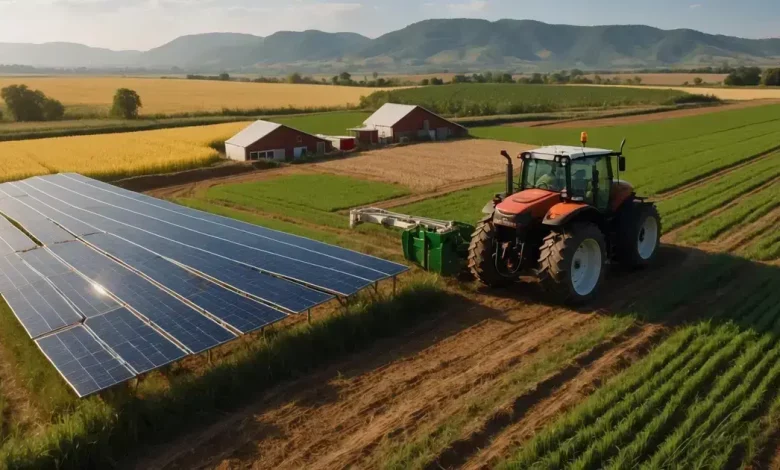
[349,208,473,276]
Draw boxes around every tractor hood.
[496,189,561,218]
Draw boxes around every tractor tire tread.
[468,219,512,287]
[537,222,606,303]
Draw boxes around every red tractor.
[468,138,661,303]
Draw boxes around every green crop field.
[498,256,780,470]
[360,84,713,117]
[473,104,780,196]
[204,174,408,229]
[271,111,370,135]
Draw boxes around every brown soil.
[130,242,700,470]
[312,139,534,192]
[511,99,780,129]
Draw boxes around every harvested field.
[312,139,534,192]
[0,77,382,116]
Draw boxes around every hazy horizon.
[0,0,777,51]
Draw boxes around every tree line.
[1,85,143,122]
[724,67,780,86]
[185,72,413,87]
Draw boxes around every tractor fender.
[542,202,601,227]
[481,201,497,215]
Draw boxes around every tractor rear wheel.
[538,222,607,303]
[618,203,661,267]
[468,218,513,287]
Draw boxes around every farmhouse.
[225,120,332,162]
[349,103,468,144]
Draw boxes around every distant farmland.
[360,84,712,117]
[0,77,383,117]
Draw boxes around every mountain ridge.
[1,20,778,71]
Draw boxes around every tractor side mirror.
[618,156,626,172]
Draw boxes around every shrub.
[0,84,65,122]
[110,88,143,119]
[762,68,780,86]
[724,66,762,86]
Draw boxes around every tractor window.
[522,159,565,192]
[570,157,611,210]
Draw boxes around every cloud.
[447,0,487,12]
[689,3,702,9]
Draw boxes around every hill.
[1,20,778,71]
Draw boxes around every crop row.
[657,152,780,231]
[499,261,780,469]
[679,183,779,244]
[742,229,780,261]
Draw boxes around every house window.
[249,150,274,160]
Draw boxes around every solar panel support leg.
[207,349,213,366]
[393,276,397,296]
[307,309,312,324]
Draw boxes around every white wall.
[225,143,246,161]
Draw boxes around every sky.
[0,0,778,50]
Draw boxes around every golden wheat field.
[0,121,250,181]
[0,77,381,115]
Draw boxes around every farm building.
[349,103,468,144]
[318,135,357,151]
[225,120,332,162]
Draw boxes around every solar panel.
[4,279,84,338]
[85,308,186,374]
[83,233,289,333]
[0,195,74,245]
[0,253,44,294]
[28,181,372,295]
[59,173,408,276]
[0,216,37,255]
[48,240,235,353]
[3,183,99,237]
[0,182,30,198]
[35,326,135,397]
[20,248,120,318]
[16,181,333,313]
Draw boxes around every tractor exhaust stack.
[501,150,513,196]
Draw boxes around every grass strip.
[0,276,446,469]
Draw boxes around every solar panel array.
[0,174,407,397]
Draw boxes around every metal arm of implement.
[348,208,474,276]
[349,207,461,233]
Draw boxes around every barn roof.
[225,120,282,147]
[363,103,467,130]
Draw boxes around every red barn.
[358,103,468,144]
[225,120,332,162]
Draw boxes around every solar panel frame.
[15,180,334,313]
[35,325,135,397]
[1,184,100,238]
[59,173,409,277]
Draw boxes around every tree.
[693,77,703,86]
[372,71,379,80]
[431,77,444,85]
[1,84,64,121]
[339,71,352,83]
[724,66,761,86]
[110,88,142,119]
[331,75,339,85]
[218,72,230,81]
[420,78,430,86]
[500,73,514,83]
[529,73,544,84]
[762,68,780,86]
[42,98,65,120]
[287,72,303,84]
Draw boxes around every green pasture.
[271,111,370,135]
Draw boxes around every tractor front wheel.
[538,222,607,303]
[468,218,513,287]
